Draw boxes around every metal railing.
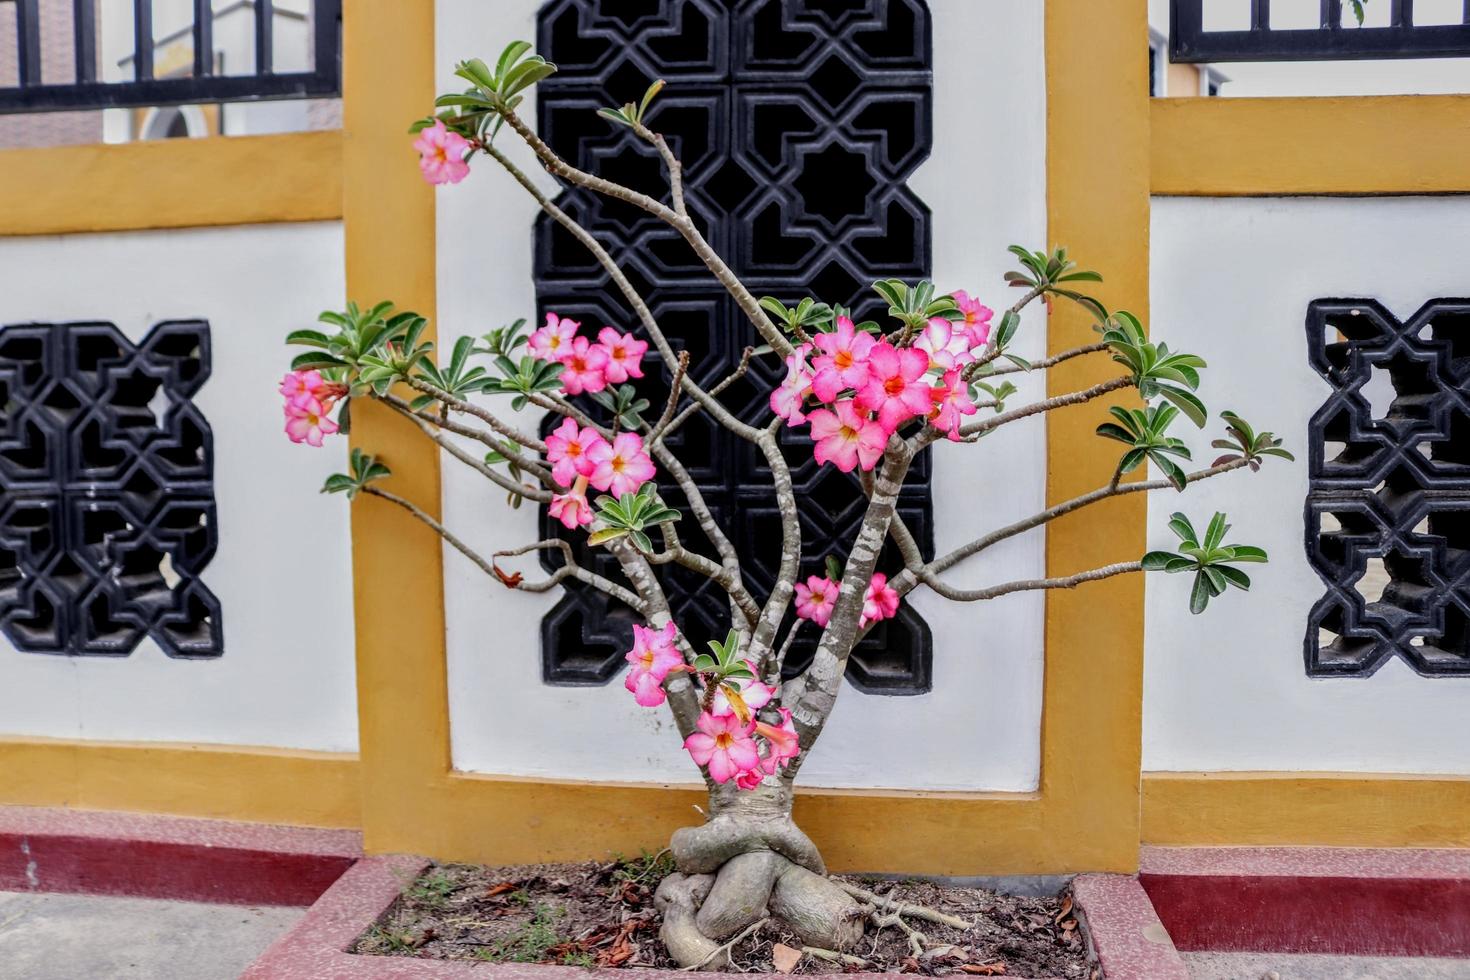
[0,0,340,113]
[1172,0,1470,62]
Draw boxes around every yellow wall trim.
[0,736,361,829]
[0,131,343,236]
[1152,95,1470,197]
[1142,771,1470,847]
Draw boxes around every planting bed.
[352,857,1096,978]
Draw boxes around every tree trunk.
[653,781,864,969]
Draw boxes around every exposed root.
[682,917,769,972]
[838,881,974,930]
[869,908,927,957]
[801,945,869,967]
[658,795,865,970]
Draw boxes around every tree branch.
[495,109,793,357]
[921,458,1251,582]
[491,539,646,612]
[404,376,546,452]
[984,341,1109,377]
[380,396,554,503]
[360,486,496,577]
[950,374,1136,443]
[918,560,1143,603]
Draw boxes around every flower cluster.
[280,370,347,447]
[544,418,656,529]
[794,570,901,630]
[770,305,993,471]
[527,313,648,396]
[413,120,472,185]
[622,622,798,789]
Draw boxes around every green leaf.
[286,329,334,349]
[1225,545,1269,563]
[587,528,629,546]
[1189,572,1212,615]
[1157,386,1208,428]
[321,474,356,494]
[1204,512,1228,551]
[824,556,843,582]
[1216,566,1251,591]
[1141,550,1177,571]
[291,352,348,372]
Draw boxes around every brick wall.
[0,0,103,148]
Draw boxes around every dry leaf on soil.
[959,962,1007,976]
[772,942,803,974]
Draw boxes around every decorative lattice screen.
[532,0,934,693]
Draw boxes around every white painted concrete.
[0,222,358,752]
[1145,196,1470,775]
[435,0,1049,790]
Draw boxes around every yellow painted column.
[1041,0,1152,872]
[341,0,447,852]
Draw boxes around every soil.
[351,856,1098,978]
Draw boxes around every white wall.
[1145,196,1470,775]
[434,0,1049,791]
[0,222,358,752]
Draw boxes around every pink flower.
[856,342,933,433]
[279,369,324,400]
[412,120,472,185]
[928,369,978,441]
[770,344,814,424]
[528,312,580,362]
[794,574,838,627]
[587,432,657,497]
[684,712,761,784]
[624,622,683,707]
[754,707,800,774]
[544,417,604,488]
[283,396,338,447]
[807,400,887,473]
[548,484,593,529]
[558,336,610,396]
[711,659,776,719]
[860,572,900,629]
[915,318,973,371]
[954,291,994,348]
[595,327,647,384]
[811,316,877,402]
[735,768,765,790]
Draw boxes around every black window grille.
[0,321,222,658]
[1171,0,1470,62]
[1305,298,1470,677]
[533,0,935,695]
[0,0,340,114]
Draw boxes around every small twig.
[800,946,867,967]
[658,346,754,444]
[650,349,691,442]
[361,486,496,577]
[683,916,769,971]
[836,882,973,930]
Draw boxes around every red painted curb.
[0,805,361,907]
[1072,874,1189,980]
[1140,846,1470,958]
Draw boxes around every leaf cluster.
[1101,311,1208,426]
[1004,245,1106,320]
[1142,512,1267,614]
[414,41,557,142]
[1211,411,1295,471]
[1097,404,1192,490]
[322,448,391,499]
[872,279,962,331]
[597,79,666,129]
[587,483,681,552]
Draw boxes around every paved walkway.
[1184,950,1470,979]
[0,891,303,979]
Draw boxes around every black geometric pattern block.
[1305,298,1470,677]
[534,0,934,693]
[0,320,222,658]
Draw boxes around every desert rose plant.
[280,42,1292,969]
